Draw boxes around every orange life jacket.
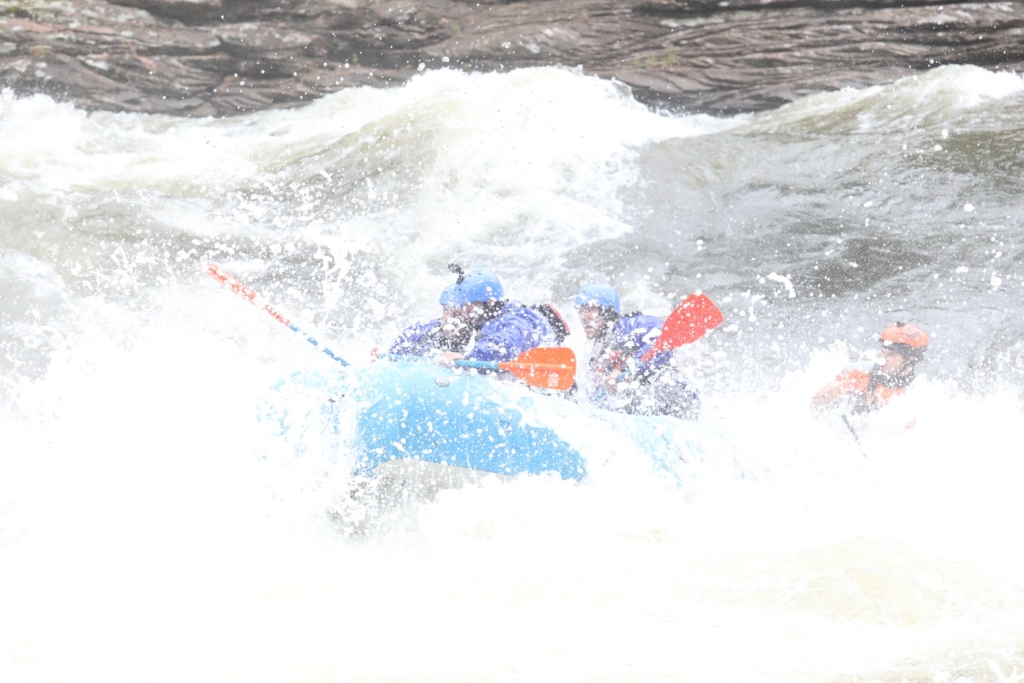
[831,368,908,414]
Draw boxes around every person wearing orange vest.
[811,322,929,414]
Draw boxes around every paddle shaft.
[389,350,575,391]
[203,262,349,367]
[387,356,499,370]
[454,360,499,370]
[841,413,868,458]
[456,358,573,375]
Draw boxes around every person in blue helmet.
[388,281,473,356]
[573,283,699,420]
[389,265,569,364]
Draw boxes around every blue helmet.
[573,283,620,314]
[452,269,504,305]
[438,283,460,306]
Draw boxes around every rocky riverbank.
[2,0,1023,117]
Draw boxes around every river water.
[2,65,1023,681]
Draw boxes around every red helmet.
[880,322,928,359]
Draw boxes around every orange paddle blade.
[499,347,577,391]
[641,293,723,362]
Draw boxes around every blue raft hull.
[352,362,587,481]
[264,361,738,486]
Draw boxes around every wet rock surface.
[2,0,1023,116]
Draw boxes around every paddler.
[572,283,700,420]
[389,265,568,365]
[811,322,928,414]
[388,282,471,356]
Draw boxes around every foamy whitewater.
[2,65,1023,682]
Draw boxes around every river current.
[2,65,1023,681]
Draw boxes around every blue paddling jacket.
[467,301,559,362]
[388,318,450,357]
[389,301,560,362]
[589,313,700,420]
[592,313,671,376]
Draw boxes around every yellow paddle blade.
[499,347,577,391]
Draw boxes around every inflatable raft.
[262,360,738,489]
[353,361,587,481]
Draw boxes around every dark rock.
[1,0,1022,117]
[107,0,222,24]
